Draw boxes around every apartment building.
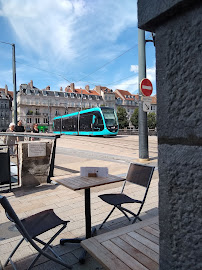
[94,86,116,108]
[114,89,139,119]
[17,81,104,131]
[0,85,12,131]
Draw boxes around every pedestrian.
[31,124,40,141]
[5,122,16,155]
[14,120,25,141]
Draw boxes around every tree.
[130,108,139,128]
[116,106,129,129]
[147,112,156,129]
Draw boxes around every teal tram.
[53,107,119,136]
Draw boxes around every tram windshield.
[101,108,118,127]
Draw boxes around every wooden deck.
[81,216,159,270]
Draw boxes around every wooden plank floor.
[81,216,159,270]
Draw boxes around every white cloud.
[130,65,138,73]
[113,76,139,94]
[113,65,156,94]
[146,66,156,88]
[0,0,137,64]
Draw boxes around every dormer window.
[35,89,40,95]
[55,92,59,97]
[26,89,31,95]
[83,95,86,99]
[71,93,75,98]
[43,90,47,96]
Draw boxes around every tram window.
[62,115,78,131]
[93,111,104,131]
[54,118,61,131]
[79,112,93,131]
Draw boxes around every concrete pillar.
[138,1,202,269]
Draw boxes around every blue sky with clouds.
[0,0,156,95]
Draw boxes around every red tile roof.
[151,95,157,104]
[64,87,101,96]
[0,88,13,98]
[88,90,100,96]
[115,89,135,100]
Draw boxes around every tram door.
[79,112,94,135]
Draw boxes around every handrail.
[0,132,60,139]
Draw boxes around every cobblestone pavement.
[0,135,158,270]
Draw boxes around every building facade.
[16,81,157,131]
[17,81,104,131]
[0,85,12,131]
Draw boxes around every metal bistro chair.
[99,163,155,229]
[0,195,72,270]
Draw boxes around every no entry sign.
[140,78,153,96]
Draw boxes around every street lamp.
[0,41,17,125]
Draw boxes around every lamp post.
[0,41,17,125]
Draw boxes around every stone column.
[138,1,202,269]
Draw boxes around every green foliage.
[147,112,156,129]
[130,109,157,129]
[27,110,33,115]
[116,106,129,129]
[130,108,139,128]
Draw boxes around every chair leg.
[132,215,142,224]
[4,238,24,268]
[99,206,116,229]
[117,206,131,221]
[119,206,142,222]
[28,224,68,270]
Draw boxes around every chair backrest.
[0,195,70,268]
[126,163,155,188]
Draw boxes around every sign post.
[140,78,153,96]
[140,79,153,112]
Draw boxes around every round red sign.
[140,78,153,96]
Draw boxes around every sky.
[0,0,156,95]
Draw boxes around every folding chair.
[0,195,72,270]
[99,163,155,229]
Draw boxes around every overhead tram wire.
[75,43,138,83]
[16,60,72,83]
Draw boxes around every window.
[27,118,32,123]
[36,108,40,115]
[93,111,104,131]
[79,112,93,131]
[44,118,48,123]
[62,115,78,131]
[55,109,59,116]
[35,118,40,124]
[54,118,61,132]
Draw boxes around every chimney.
[70,83,75,92]
[85,85,90,92]
[5,84,8,95]
[65,85,70,92]
[60,87,63,92]
[95,85,101,94]
[30,80,33,88]
[46,85,50,90]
